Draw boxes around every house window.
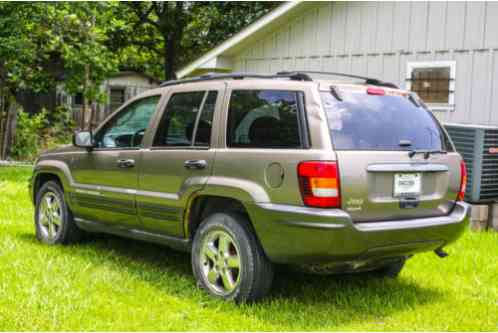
[73,92,83,107]
[110,87,126,112]
[406,61,456,111]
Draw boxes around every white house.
[60,71,159,124]
[178,1,498,127]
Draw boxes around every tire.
[191,212,274,303]
[35,180,82,245]
[372,258,406,278]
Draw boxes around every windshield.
[320,89,453,151]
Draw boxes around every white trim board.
[176,1,303,78]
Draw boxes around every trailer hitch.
[434,248,449,258]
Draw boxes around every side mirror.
[73,131,94,149]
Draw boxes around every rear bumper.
[248,201,470,264]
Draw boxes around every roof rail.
[276,71,399,89]
[159,71,398,89]
[160,72,312,87]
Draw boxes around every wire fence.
[0,160,33,167]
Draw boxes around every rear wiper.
[330,85,343,101]
[408,149,447,159]
[408,94,421,108]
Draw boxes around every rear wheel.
[35,181,82,244]
[192,212,274,303]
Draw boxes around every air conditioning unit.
[444,123,498,203]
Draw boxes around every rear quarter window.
[227,90,303,149]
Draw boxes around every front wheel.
[191,212,274,303]
[35,180,82,244]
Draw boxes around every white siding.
[393,2,411,51]
[485,3,498,48]
[427,2,447,51]
[490,50,498,125]
[409,2,429,51]
[376,2,394,53]
[464,2,486,50]
[231,1,498,126]
[445,2,466,50]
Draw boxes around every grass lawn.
[0,165,497,331]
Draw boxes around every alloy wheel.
[38,191,62,241]
[199,229,241,295]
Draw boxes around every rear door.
[137,84,223,237]
[320,86,461,222]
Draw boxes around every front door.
[70,95,161,227]
[137,85,222,237]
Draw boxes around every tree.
[0,2,279,158]
[0,3,55,158]
[115,2,278,80]
[0,3,120,131]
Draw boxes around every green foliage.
[10,110,48,161]
[0,1,278,94]
[0,2,120,103]
[0,1,278,98]
[110,2,279,80]
[50,3,120,100]
[10,107,75,161]
[184,2,280,59]
[42,106,76,150]
[0,1,279,159]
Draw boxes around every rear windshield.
[320,89,453,151]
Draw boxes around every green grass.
[0,166,497,331]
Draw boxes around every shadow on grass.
[18,231,442,329]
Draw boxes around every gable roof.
[176,1,306,78]
[110,71,160,84]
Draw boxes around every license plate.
[394,173,421,197]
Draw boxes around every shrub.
[42,106,76,151]
[10,107,76,161]
[10,110,47,161]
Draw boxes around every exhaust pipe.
[434,248,449,258]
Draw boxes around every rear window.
[320,89,453,151]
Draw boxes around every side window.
[227,90,302,148]
[153,91,217,147]
[95,95,160,149]
[194,91,217,147]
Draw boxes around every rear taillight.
[297,161,341,208]
[457,160,467,201]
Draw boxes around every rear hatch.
[320,85,461,222]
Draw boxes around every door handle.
[117,159,135,168]
[184,159,207,170]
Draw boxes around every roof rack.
[276,71,399,89]
[159,72,312,87]
[159,70,398,89]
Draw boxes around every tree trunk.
[164,35,177,81]
[6,102,17,158]
[1,100,17,160]
[88,102,97,130]
[160,2,186,81]
[0,93,5,160]
[81,64,91,130]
